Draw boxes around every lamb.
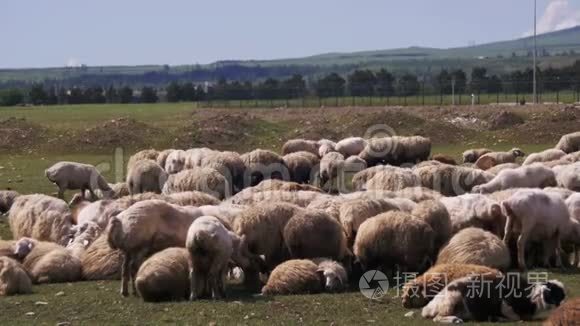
[135,247,190,302]
[319,151,345,190]
[162,168,229,200]
[364,168,421,191]
[523,148,567,165]
[475,148,526,170]
[354,211,435,274]
[0,257,32,296]
[0,190,19,214]
[335,137,367,157]
[45,161,113,199]
[80,234,123,280]
[471,163,557,194]
[436,227,511,271]
[462,148,492,163]
[411,200,452,252]
[401,263,501,309]
[545,297,580,326]
[414,164,494,196]
[502,189,571,269]
[440,194,505,236]
[106,200,205,296]
[282,151,320,184]
[165,191,220,206]
[240,149,288,187]
[8,194,74,246]
[126,159,168,195]
[155,149,175,170]
[281,139,319,156]
[486,162,520,175]
[554,161,580,191]
[126,149,159,172]
[13,237,82,284]
[164,149,187,174]
[317,139,337,157]
[431,154,457,165]
[555,131,580,153]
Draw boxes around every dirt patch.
[0,118,45,151]
[73,118,163,151]
[487,111,525,130]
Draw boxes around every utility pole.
[533,0,537,104]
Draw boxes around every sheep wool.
[0,257,32,296]
[261,259,324,295]
[135,247,191,302]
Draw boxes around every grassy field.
[0,103,579,324]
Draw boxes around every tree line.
[1,61,580,106]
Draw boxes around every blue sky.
[1,0,579,68]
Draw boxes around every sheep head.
[511,148,526,158]
[13,237,36,259]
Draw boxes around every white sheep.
[45,161,113,199]
[126,159,168,195]
[554,161,580,191]
[440,194,505,236]
[164,149,187,174]
[335,137,367,157]
[462,148,492,163]
[162,168,229,200]
[281,139,320,156]
[475,148,526,170]
[486,163,520,175]
[556,131,580,153]
[471,163,557,194]
[523,148,567,165]
[317,139,337,157]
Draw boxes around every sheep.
[318,139,337,157]
[66,222,102,259]
[414,164,494,196]
[197,151,246,194]
[440,194,505,236]
[127,149,159,172]
[281,139,319,156]
[183,148,216,170]
[165,191,220,206]
[162,168,229,200]
[475,148,526,170]
[486,162,520,175]
[13,237,82,284]
[544,297,580,326]
[135,247,190,302]
[110,182,130,198]
[472,163,557,194]
[401,263,501,309]
[80,234,123,280]
[282,151,320,184]
[0,257,32,296]
[554,162,580,191]
[411,200,452,252]
[335,137,367,157]
[564,193,580,267]
[0,190,19,214]
[311,258,348,292]
[352,165,402,190]
[75,199,117,230]
[165,149,187,174]
[251,179,322,193]
[364,168,421,191]
[198,205,245,227]
[556,131,580,153]
[502,189,571,270]
[393,187,443,202]
[396,135,432,164]
[344,155,368,175]
[436,227,511,271]
[126,159,168,195]
[241,149,288,187]
[431,154,457,165]
[8,194,73,246]
[0,240,16,258]
[226,189,324,207]
[319,152,345,190]
[261,259,324,295]
[45,161,113,199]
[358,137,400,167]
[354,211,435,274]
[106,199,205,296]
[523,148,567,165]
[462,148,492,163]
[156,149,175,170]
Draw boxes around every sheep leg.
[554,234,563,269]
[130,251,147,296]
[189,268,197,301]
[121,254,131,297]
[502,215,514,244]
[57,185,65,199]
[517,233,529,271]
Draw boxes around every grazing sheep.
[106,200,205,297]
[396,136,432,164]
[475,148,526,170]
[164,149,187,174]
[0,257,32,296]
[556,131,580,153]
[462,148,492,163]
[283,209,349,262]
[401,263,501,309]
[523,148,567,165]
[486,163,520,175]
[358,137,400,167]
[261,259,323,295]
[319,152,345,190]
[282,152,320,184]
[472,163,557,194]
[165,191,220,206]
[45,161,113,199]
[545,297,580,326]
[352,165,402,190]
[135,247,190,302]
[354,211,434,274]
[502,189,571,269]
[411,200,452,251]
[318,139,337,157]
[440,194,505,236]
[436,227,511,271]
[8,194,73,246]
[282,139,319,156]
[554,162,580,191]
[13,238,82,284]
[421,274,565,323]
[335,137,367,157]
[156,149,175,170]
[127,149,159,172]
[311,258,348,292]
[414,165,494,196]
[241,149,288,187]
[252,179,322,193]
[196,151,245,194]
[162,168,229,200]
[126,159,168,195]
[364,168,421,191]
[431,154,457,165]
[80,234,122,280]
[0,190,19,214]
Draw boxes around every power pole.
[533,0,537,104]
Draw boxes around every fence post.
[421,82,425,106]
[496,92,499,105]
[556,89,559,104]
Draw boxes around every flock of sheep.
[2,131,580,324]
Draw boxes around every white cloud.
[523,0,580,36]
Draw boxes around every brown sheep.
[411,200,452,252]
[261,259,323,295]
[544,297,580,326]
[252,179,322,193]
[80,234,122,280]
[431,154,457,165]
[135,247,190,302]
[414,165,494,196]
[283,151,320,184]
[0,256,32,296]
[0,240,16,259]
[162,168,229,200]
[364,168,421,191]
[241,149,288,187]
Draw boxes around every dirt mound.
[0,118,45,151]
[487,111,524,130]
[75,118,163,151]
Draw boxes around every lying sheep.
[364,168,421,191]
[66,222,102,259]
[436,227,511,271]
[282,152,320,184]
[0,190,19,214]
[318,139,337,157]
[135,247,190,302]
[502,189,570,269]
[440,194,505,236]
[126,159,168,195]
[162,168,229,200]
[354,211,434,274]
[281,139,319,156]
[45,161,113,199]
[523,148,567,165]
[13,238,82,284]
[486,162,520,175]
[80,234,123,280]
[75,199,117,230]
[335,137,367,157]
[411,200,452,252]
[8,194,73,246]
[475,148,526,170]
[401,263,501,309]
[462,148,492,163]
[0,257,32,296]
[555,131,580,153]
[414,165,494,196]
[471,163,556,194]
[241,149,288,187]
[554,162,580,191]
[165,191,220,206]
[127,149,159,172]
[311,258,348,292]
